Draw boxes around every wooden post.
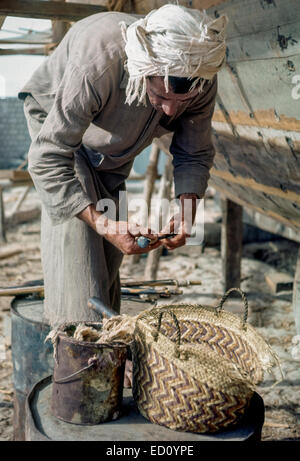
[52,0,70,45]
[144,154,173,281]
[10,186,31,217]
[130,143,160,267]
[0,1,107,21]
[52,20,69,44]
[221,197,243,291]
[141,143,160,228]
[0,17,6,29]
[0,186,7,243]
[292,245,300,335]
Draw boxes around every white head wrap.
[120,4,228,106]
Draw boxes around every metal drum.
[11,296,54,440]
[26,376,264,441]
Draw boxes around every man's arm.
[170,76,217,200]
[28,62,100,225]
[160,78,217,250]
[159,192,200,250]
[28,62,160,254]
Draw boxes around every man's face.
[146,76,199,117]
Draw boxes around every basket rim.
[134,304,280,387]
[137,303,252,334]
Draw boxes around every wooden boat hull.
[208,0,300,233]
[156,0,300,234]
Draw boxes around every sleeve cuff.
[46,195,94,226]
[174,174,208,199]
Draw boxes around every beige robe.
[20,11,217,326]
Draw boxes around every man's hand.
[159,193,199,251]
[98,218,161,255]
[77,204,161,255]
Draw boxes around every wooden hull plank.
[212,126,300,196]
[210,176,300,230]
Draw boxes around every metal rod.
[121,279,202,287]
[0,278,201,296]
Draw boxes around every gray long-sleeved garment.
[19,11,217,225]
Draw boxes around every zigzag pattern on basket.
[150,319,260,382]
[133,339,250,433]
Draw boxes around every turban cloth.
[120,4,228,106]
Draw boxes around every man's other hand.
[159,193,199,251]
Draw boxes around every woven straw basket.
[132,288,280,433]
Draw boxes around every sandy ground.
[0,187,299,441]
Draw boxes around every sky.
[0,16,50,97]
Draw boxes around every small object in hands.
[136,233,177,248]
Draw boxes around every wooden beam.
[211,168,300,205]
[0,38,51,45]
[0,170,32,182]
[0,1,107,22]
[0,244,23,261]
[221,198,243,291]
[212,183,300,232]
[0,46,52,56]
[0,30,53,45]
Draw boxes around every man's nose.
[161,100,177,116]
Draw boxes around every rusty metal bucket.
[51,323,127,425]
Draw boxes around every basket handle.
[216,288,248,330]
[153,310,182,358]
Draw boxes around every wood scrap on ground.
[264,421,290,428]
[265,272,294,294]
[0,244,23,260]
[6,207,41,226]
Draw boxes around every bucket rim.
[57,333,130,349]
[11,296,49,327]
[56,321,130,349]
